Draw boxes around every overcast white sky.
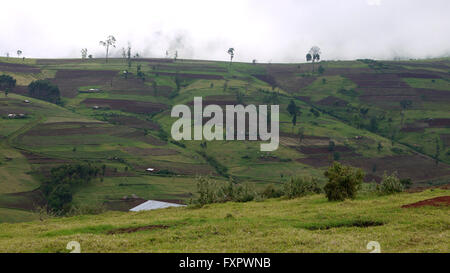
[1,0,449,62]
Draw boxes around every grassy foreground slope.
[0,189,448,253]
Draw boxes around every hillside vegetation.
[0,189,448,252]
[0,56,449,223]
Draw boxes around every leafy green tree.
[28,80,61,104]
[287,100,300,128]
[0,74,16,97]
[323,162,365,201]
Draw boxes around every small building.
[24,100,30,103]
[146,168,155,172]
[129,200,186,212]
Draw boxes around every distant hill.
[0,56,449,223]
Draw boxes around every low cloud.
[0,0,449,62]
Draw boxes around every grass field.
[0,189,448,252]
[0,56,449,227]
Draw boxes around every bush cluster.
[323,162,365,201]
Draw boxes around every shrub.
[194,177,259,206]
[379,172,404,194]
[400,178,412,189]
[323,162,365,201]
[283,177,322,199]
[261,184,284,199]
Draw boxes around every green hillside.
[0,189,448,252]
[0,56,449,224]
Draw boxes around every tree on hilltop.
[99,35,116,63]
[227,48,235,65]
[306,46,321,72]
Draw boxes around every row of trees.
[93,35,321,67]
[3,50,24,60]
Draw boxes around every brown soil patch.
[106,225,169,234]
[316,96,349,107]
[50,69,117,97]
[415,89,450,102]
[116,130,166,146]
[296,155,332,167]
[104,198,147,211]
[425,118,450,127]
[24,124,119,137]
[20,152,71,164]
[298,145,352,155]
[82,98,168,114]
[253,74,277,87]
[0,62,41,73]
[153,64,227,73]
[108,115,160,130]
[401,196,450,208]
[345,73,410,88]
[0,189,46,211]
[153,71,223,80]
[397,72,441,79]
[342,155,450,182]
[123,147,179,156]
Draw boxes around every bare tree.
[227,48,235,65]
[127,43,132,68]
[99,35,116,63]
[174,50,178,61]
[306,46,321,72]
[17,50,22,58]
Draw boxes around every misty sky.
[1,0,449,62]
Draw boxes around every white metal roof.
[129,200,186,212]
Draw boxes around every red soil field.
[401,196,450,208]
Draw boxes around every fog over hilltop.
[1,0,449,62]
